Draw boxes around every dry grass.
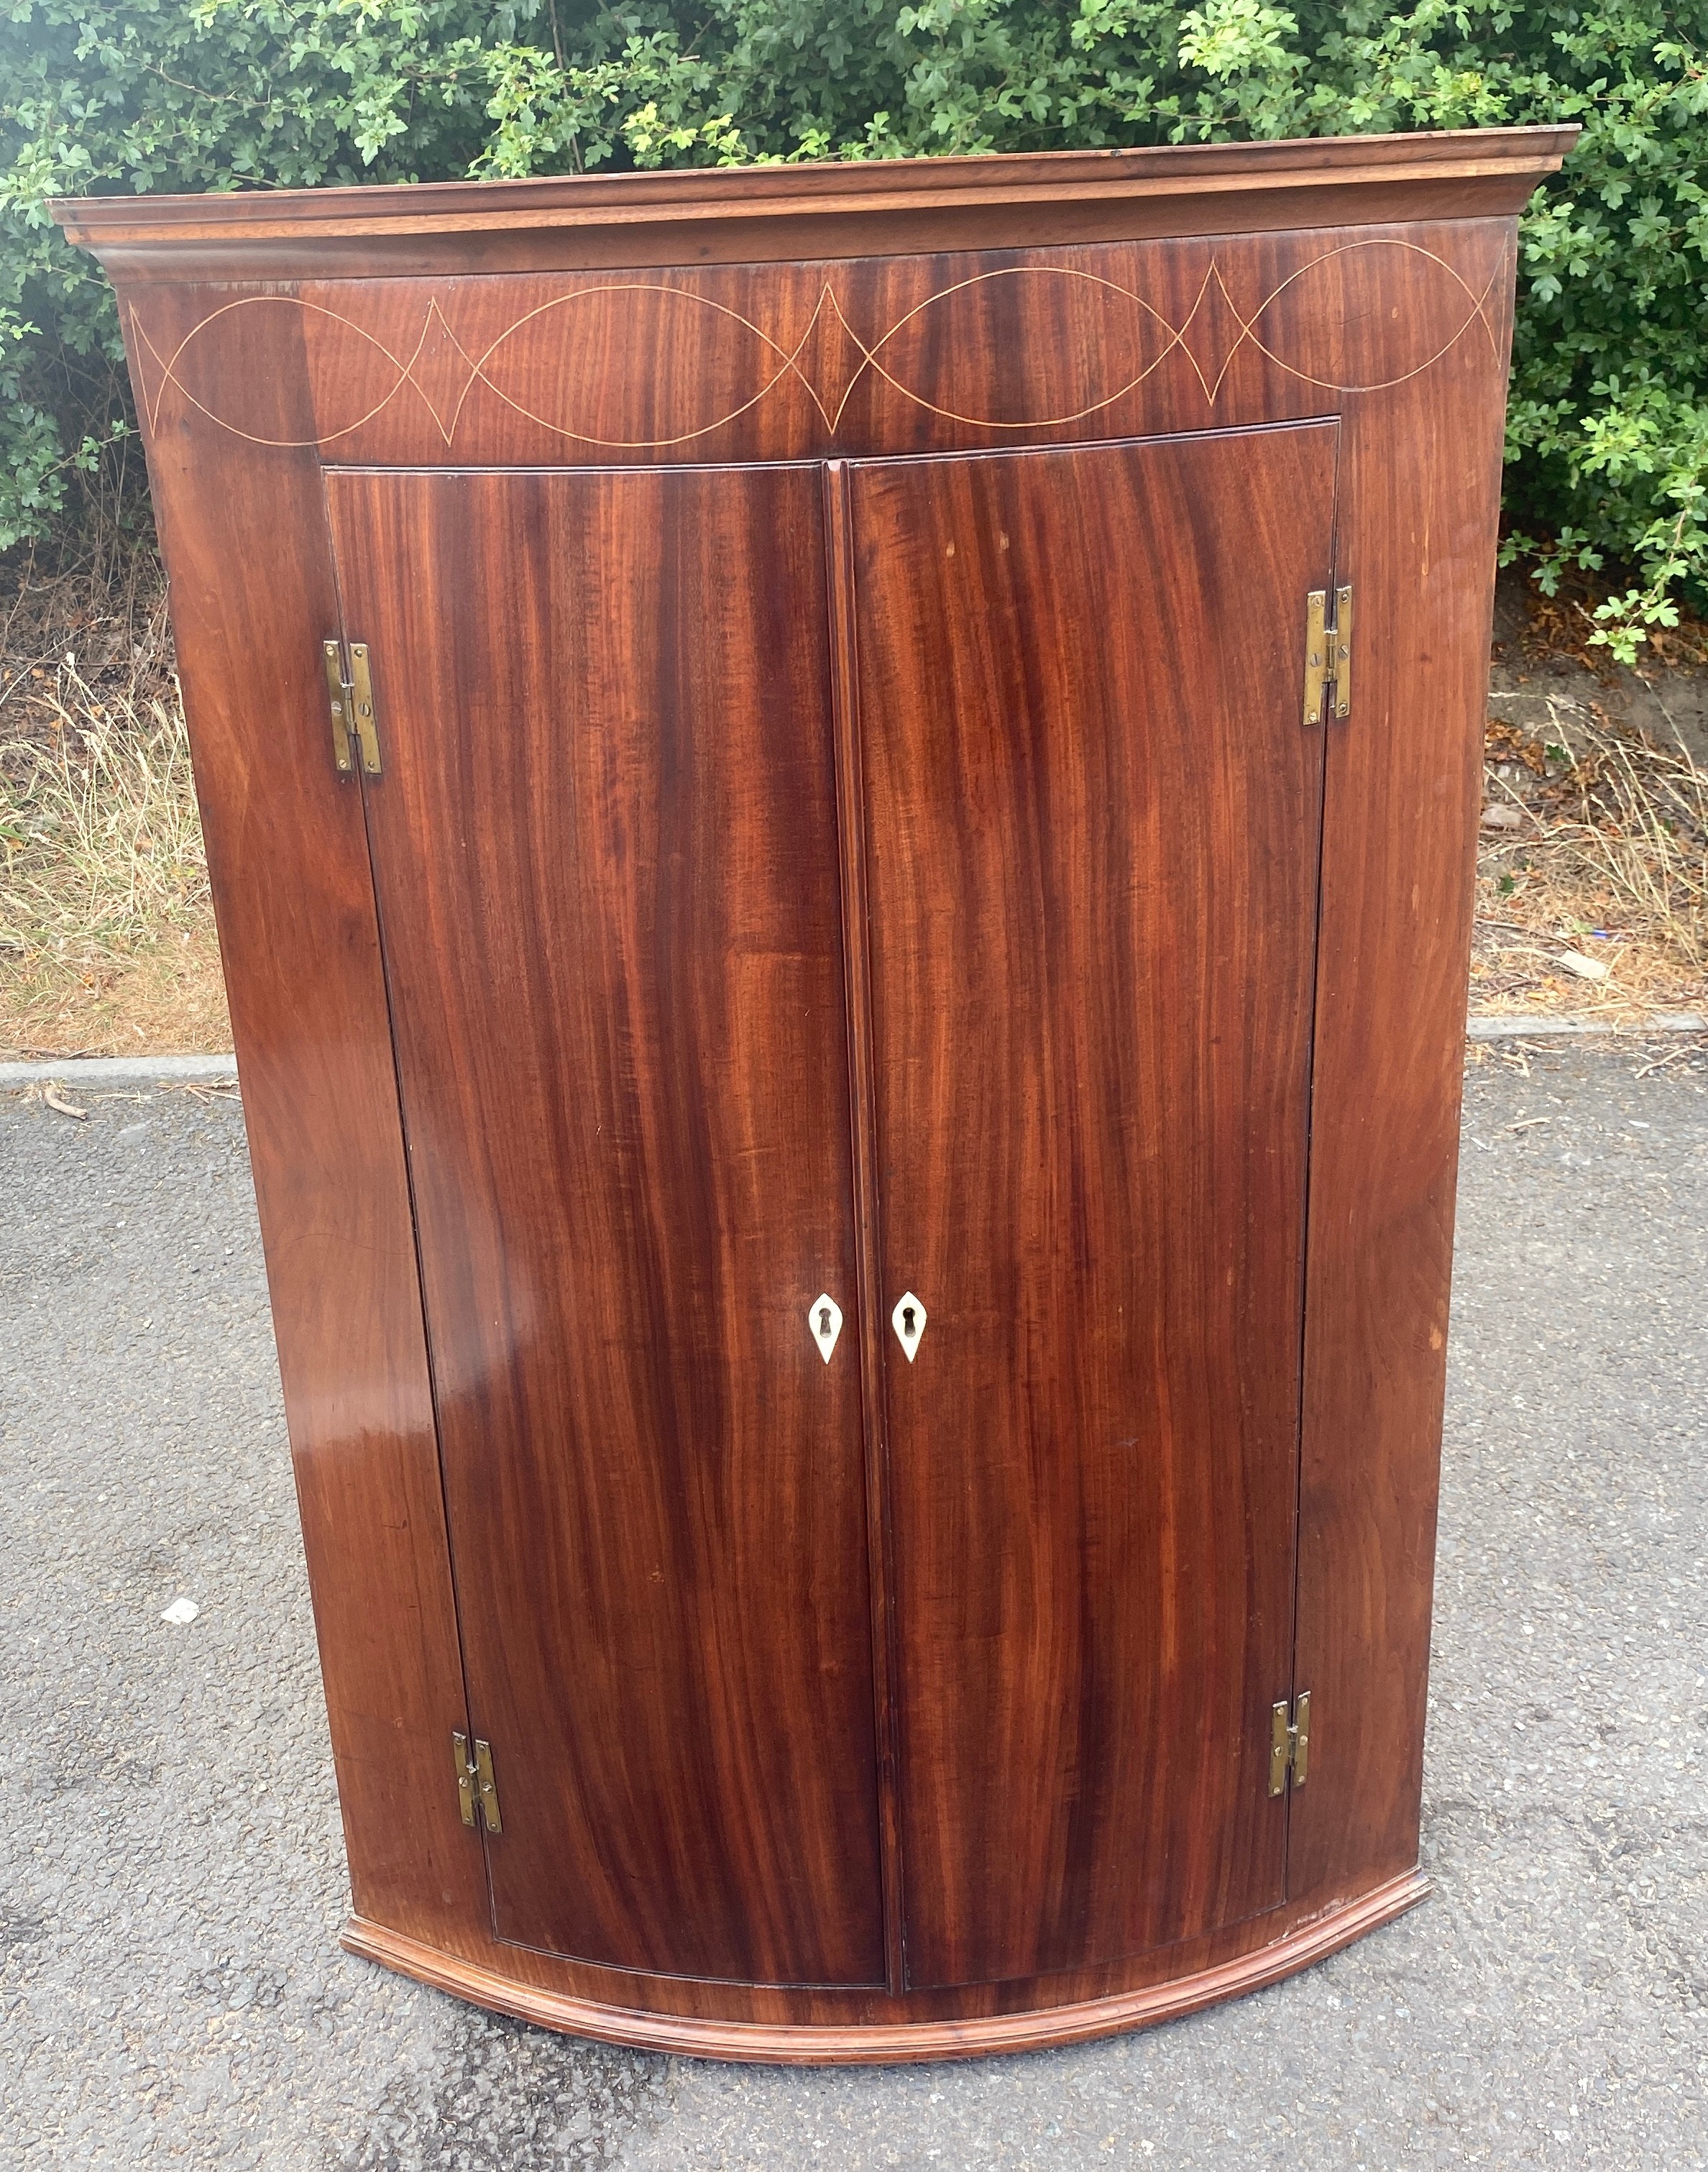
[1471,699,1707,1017]
[0,556,229,1058]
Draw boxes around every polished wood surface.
[119,224,1515,467]
[344,1868,1430,2062]
[853,429,1332,1986]
[58,127,1576,2055]
[120,290,485,1952]
[1288,234,1518,1905]
[326,464,886,1987]
[823,457,909,1995]
[55,127,1573,279]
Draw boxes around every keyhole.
[891,1291,927,1360]
[807,1293,842,1362]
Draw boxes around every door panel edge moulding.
[55,124,1573,2060]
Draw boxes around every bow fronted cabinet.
[56,124,1574,2063]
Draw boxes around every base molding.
[341,1870,1430,2063]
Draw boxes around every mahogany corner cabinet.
[57,124,1574,2063]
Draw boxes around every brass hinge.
[323,636,382,777]
[452,1729,502,1833]
[1303,587,1352,726]
[1269,1691,1311,1796]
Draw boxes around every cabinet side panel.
[1289,221,1515,1902]
[119,287,482,1943]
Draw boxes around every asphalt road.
[1,1043,1704,2171]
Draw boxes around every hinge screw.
[1269,1690,1311,1795]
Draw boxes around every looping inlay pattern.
[129,239,1502,453]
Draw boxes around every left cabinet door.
[323,465,886,1989]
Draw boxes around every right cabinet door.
[849,425,1339,1989]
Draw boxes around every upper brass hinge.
[1303,587,1351,726]
[452,1729,502,1833]
[1269,1690,1311,1797]
[323,636,382,777]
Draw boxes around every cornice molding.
[52,127,1576,283]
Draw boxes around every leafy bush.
[1,1,1704,653]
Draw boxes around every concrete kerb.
[0,1053,240,1086]
[2,1016,1704,1089]
[1463,1013,1705,1040]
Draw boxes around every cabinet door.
[849,426,1336,1988]
[323,466,886,1988]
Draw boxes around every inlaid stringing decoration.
[129,237,1503,454]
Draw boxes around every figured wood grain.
[118,225,1515,468]
[324,463,886,1987]
[850,426,1335,1987]
[824,458,909,1996]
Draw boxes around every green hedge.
[3,1,1704,654]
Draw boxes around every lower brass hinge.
[1269,1691,1311,1796]
[1303,587,1351,726]
[323,636,382,776]
[452,1729,502,1833]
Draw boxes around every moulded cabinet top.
[52,126,1576,283]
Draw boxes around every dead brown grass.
[0,553,229,1058]
[1471,699,1707,1017]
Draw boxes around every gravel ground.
[1,1044,1704,2171]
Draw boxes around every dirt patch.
[1474,571,1707,1021]
[1489,563,1708,769]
